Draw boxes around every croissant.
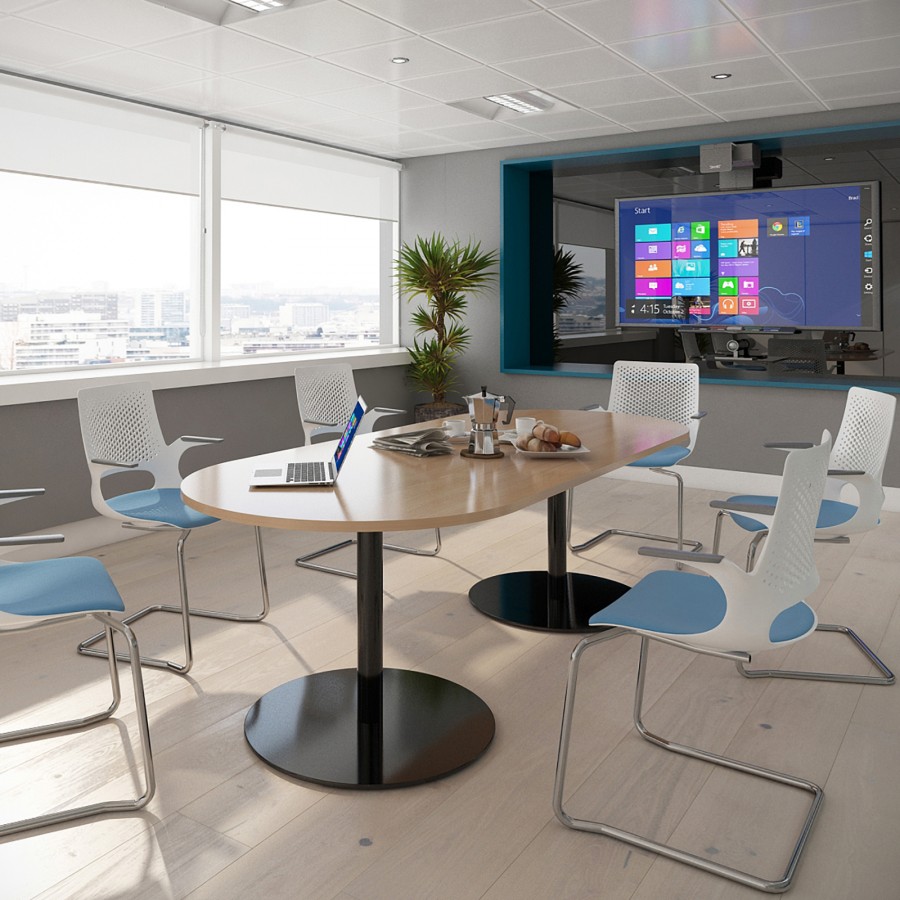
[526,437,558,452]
[559,430,581,448]
[532,421,561,445]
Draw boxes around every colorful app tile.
[673,222,691,240]
[635,223,672,242]
[767,217,787,237]
[738,276,759,294]
[718,276,739,295]
[635,241,672,260]
[634,278,672,297]
[691,241,710,258]
[689,296,711,315]
[672,277,710,296]
[737,238,759,257]
[672,259,710,277]
[789,216,810,236]
[718,239,738,258]
[739,296,759,314]
[691,221,710,240]
[718,296,738,315]
[719,219,759,239]
[672,241,691,259]
[718,258,759,278]
[635,260,671,278]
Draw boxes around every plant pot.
[414,401,467,424]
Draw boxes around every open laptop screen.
[333,396,367,475]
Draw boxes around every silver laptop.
[250,396,367,488]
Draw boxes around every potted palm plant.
[396,233,499,421]
[552,246,585,361]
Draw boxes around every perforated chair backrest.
[294,365,358,446]
[831,387,895,485]
[608,360,701,450]
[766,338,828,375]
[78,382,165,467]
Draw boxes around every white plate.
[516,444,589,458]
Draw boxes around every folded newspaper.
[371,428,454,457]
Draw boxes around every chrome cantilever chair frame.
[711,386,896,686]
[0,489,155,837]
[554,438,833,893]
[567,360,704,556]
[77,382,270,675]
[294,364,440,578]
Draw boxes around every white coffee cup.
[443,418,467,437]
[515,416,537,439]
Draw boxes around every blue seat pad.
[724,494,857,532]
[591,569,815,644]
[628,445,691,469]
[108,488,218,529]
[0,557,124,617]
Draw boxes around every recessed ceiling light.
[824,156,835,161]
[391,56,410,64]
[485,90,555,114]
[711,72,732,80]
[229,0,283,9]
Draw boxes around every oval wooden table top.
[181,409,688,533]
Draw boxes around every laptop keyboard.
[286,461,327,484]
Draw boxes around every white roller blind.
[222,127,399,222]
[0,76,199,195]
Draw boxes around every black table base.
[469,570,628,632]
[244,668,495,789]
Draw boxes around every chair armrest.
[0,488,45,500]
[90,458,140,469]
[709,499,777,515]
[305,418,339,428]
[181,435,224,444]
[580,403,605,411]
[372,407,405,416]
[827,468,865,477]
[763,441,814,450]
[0,533,65,546]
[691,410,708,420]
[638,546,724,563]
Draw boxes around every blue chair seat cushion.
[590,569,815,644]
[724,494,857,532]
[628,445,691,469]
[107,488,218,529]
[0,557,125,617]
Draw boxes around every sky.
[0,170,381,295]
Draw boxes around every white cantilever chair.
[568,360,705,555]
[0,488,154,837]
[711,386,895,685]
[77,381,270,675]
[294,364,441,577]
[554,436,832,893]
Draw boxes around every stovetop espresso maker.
[462,386,515,458]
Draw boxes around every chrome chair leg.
[79,525,270,675]
[295,528,442,579]
[554,631,823,893]
[736,623,895,685]
[0,613,155,837]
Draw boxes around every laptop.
[250,396,367,488]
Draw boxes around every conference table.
[181,409,687,790]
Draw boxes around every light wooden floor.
[2,477,898,900]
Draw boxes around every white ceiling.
[2,0,900,160]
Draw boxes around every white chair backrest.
[830,386,895,486]
[294,365,358,445]
[608,360,701,450]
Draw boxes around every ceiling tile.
[347,0,536,33]
[50,49,204,93]
[611,22,769,71]
[430,12,595,64]
[231,0,411,57]
[623,112,722,131]
[592,95,718,125]
[657,56,795,94]
[312,82,434,115]
[219,96,356,128]
[394,67,530,103]
[230,57,377,96]
[0,17,116,69]
[371,103,482,130]
[497,46,641,87]
[727,0,851,15]
[511,108,611,135]
[552,0,736,44]
[21,0,208,47]
[781,34,900,79]
[0,0,51,10]
[551,74,678,108]
[136,75,294,113]
[722,100,827,122]
[809,66,900,101]
[140,26,298,75]
[692,81,817,114]
[749,0,900,53]
[540,123,630,141]
[322,36,476,82]
[423,119,537,143]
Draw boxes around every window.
[0,75,399,375]
[556,243,608,335]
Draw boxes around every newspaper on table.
[371,428,454,457]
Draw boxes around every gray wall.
[398,110,900,487]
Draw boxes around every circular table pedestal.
[245,668,495,788]
[469,570,629,632]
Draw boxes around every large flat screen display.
[615,182,880,331]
